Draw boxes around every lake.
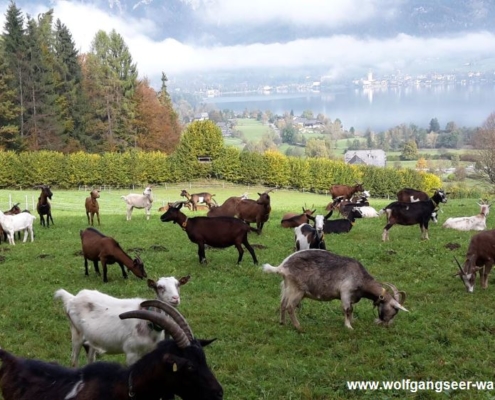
[203,84,495,132]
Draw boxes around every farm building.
[344,149,386,167]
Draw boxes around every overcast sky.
[1,0,495,87]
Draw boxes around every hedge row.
[0,150,442,197]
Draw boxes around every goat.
[235,189,273,234]
[262,249,408,330]
[160,202,258,265]
[281,207,316,228]
[158,201,188,213]
[454,229,495,292]
[85,189,100,226]
[0,304,223,400]
[0,211,36,245]
[206,195,245,217]
[36,184,54,227]
[80,227,147,282]
[322,207,362,234]
[0,203,21,243]
[294,215,326,250]
[397,188,429,202]
[442,201,490,231]
[180,189,217,211]
[350,190,370,203]
[380,189,448,241]
[54,275,190,366]
[121,185,153,220]
[329,183,364,200]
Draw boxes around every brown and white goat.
[160,202,258,265]
[85,189,100,226]
[80,227,147,283]
[180,190,217,211]
[263,249,408,331]
[0,304,223,400]
[0,203,21,243]
[281,207,316,228]
[454,229,495,292]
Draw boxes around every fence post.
[25,195,28,210]
[9,194,12,208]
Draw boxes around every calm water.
[203,84,495,132]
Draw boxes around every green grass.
[235,118,272,142]
[1,186,495,399]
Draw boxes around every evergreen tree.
[2,1,27,138]
[0,50,22,149]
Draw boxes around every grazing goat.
[160,202,258,265]
[322,208,362,234]
[262,249,408,330]
[0,211,36,245]
[121,185,153,220]
[294,215,326,250]
[443,201,490,231]
[235,190,273,234]
[181,189,217,211]
[454,229,495,292]
[380,189,448,241]
[0,305,223,400]
[54,276,190,366]
[397,188,429,202]
[281,207,316,228]
[80,227,147,282]
[85,189,100,226]
[36,184,54,227]
[329,183,364,200]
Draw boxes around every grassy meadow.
[1,185,495,399]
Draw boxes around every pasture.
[1,185,495,399]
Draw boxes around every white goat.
[121,186,153,220]
[294,214,325,250]
[0,211,36,245]
[357,206,380,218]
[442,202,490,231]
[54,275,190,366]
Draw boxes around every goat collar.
[181,218,188,230]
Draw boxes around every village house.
[344,150,386,167]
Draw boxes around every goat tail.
[54,289,74,308]
[262,263,281,275]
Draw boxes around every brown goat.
[180,190,217,211]
[80,227,147,283]
[455,229,495,292]
[36,185,54,227]
[85,189,100,226]
[235,190,273,234]
[329,183,364,200]
[206,196,244,217]
[280,208,316,228]
[160,203,258,265]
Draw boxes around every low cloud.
[1,1,493,87]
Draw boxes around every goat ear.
[179,275,191,285]
[147,279,157,289]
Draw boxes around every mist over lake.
[203,84,495,132]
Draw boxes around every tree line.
[0,2,180,153]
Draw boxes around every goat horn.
[140,299,194,341]
[454,256,464,275]
[119,309,191,349]
[383,282,401,302]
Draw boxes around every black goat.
[323,208,362,234]
[380,189,448,241]
[0,303,223,400]
[160,202,258,265]
[36,185,54,227]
